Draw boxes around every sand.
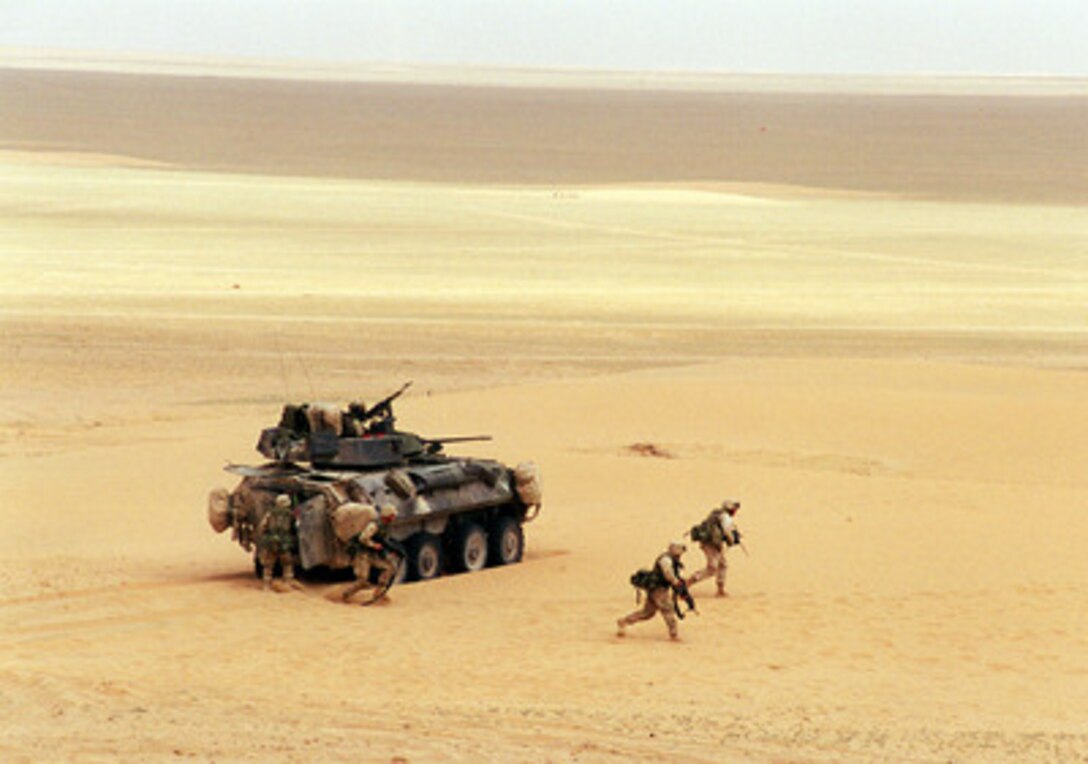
[1,61,1087,762]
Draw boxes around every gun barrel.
[424,435,493,444]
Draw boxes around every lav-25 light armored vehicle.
[207,383,542,585]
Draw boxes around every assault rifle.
[673,580,698,619]
[730,529,750,557]
[379,535,408,562]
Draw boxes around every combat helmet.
[718,498,740,514]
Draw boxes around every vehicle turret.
[254,382,491,469]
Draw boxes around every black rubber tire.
[407,533,444,582]
[453,522,489,573]
[488,515,524,566]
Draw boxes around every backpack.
[690,519,713,543]
[629,567,665,590]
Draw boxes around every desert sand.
[1,61,1087,762]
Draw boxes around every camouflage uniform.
[341,506,400,603]
[617,542,687,640]
[256,494,302,591]
[688,500,741,597]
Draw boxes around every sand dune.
[1,63,1087,762]
[3,66,1088,203]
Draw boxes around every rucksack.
[690,519,713,543]
[629,567,665,590]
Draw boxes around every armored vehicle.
[208,383,542,584]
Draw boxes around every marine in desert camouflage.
[341,504,403,604]
[687,499,742,597]
[256,494,303,592]
[618,540,694,641]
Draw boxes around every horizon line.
[3,47,1088,97]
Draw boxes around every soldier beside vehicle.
[340,504,405,605]
[256,494,304,593]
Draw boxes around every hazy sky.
[2,0,1086,76]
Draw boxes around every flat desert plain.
[1,63,1087,762]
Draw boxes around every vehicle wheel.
[407,533,443,581]
[454,522,489,573]
[489,515,523,566]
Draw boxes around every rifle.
[381,535,408,562]
[673,580,698,619]
[729,528,749,557]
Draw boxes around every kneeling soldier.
[618,540,694,641]
[341,504,401,603]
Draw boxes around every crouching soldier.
[257,494,303,592]
[687,499,742,597]
[617,540,695,641]
[341,505,403,604]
